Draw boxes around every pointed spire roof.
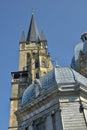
[27,14,40,42]
[20,31,25,42]
[41,30,46,41]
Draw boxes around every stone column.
[84,109,87,123]
[55,111,63,130]
[46,114,53,130]
[29,125,33,130]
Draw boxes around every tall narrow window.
[35,59,39,68]
[27,53,31,65]
[27,53,31,70]
[36,73,39,79]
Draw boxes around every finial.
[32,8,34,15]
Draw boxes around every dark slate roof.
[26,14,40,42]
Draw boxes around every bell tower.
[9,14,53,130]
[19,14,53,81]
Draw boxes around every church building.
[9,14,87,130]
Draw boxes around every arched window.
[27,53,31,70]
[36,73,39,79]
[41,60,46,67]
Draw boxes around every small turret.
[40,30,46,41]
[20,31,25,42]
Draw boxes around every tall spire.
[27,14,40,42]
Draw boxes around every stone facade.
[9,14,87,130]
[15,77,87,130]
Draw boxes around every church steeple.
[9,14,53,130]
[27,14,40,42]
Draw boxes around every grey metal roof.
[21,69,56,105]
[21,67,87,105]
[22,84,36,105]
[26,14,40,42]
[73,69,87,87]
[55,67,75,84]
[39,69,56,89]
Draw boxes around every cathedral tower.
[8,14,53,130]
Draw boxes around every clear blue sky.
[0,0,87,129]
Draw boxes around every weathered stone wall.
[9,100,18,130]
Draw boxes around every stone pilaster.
[29,125,33,130]
[55,111,63,130]
[46,114,53,130]
[9,100,18,130]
